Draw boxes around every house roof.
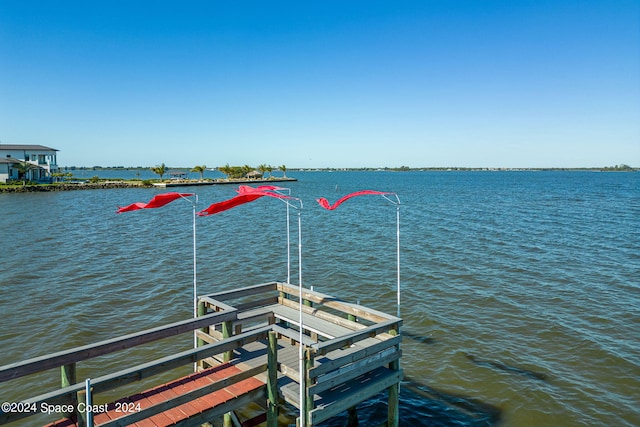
[0,144,59,151]
[0,157,21,164]
[0,157,44,167]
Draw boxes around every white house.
[0,144,60,183]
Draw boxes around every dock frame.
[0,281,402,427]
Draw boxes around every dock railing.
[198,281,403,427]
[0,309,278,426]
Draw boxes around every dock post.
[267,330,278,427]
[346,313,359,425]
[304,348,315,426]
[60,363,77,419]
[75,388,87,427]
[197,300,207,347]
[387,328,400,427]
[222,320,233,427]
[222,320,233,362]
[197,300,207,371]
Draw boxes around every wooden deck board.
[44,363,265,427]
[270,304,355,339]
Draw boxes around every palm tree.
[278,164,287,178]
[151,163,167,181]
[267,165,274,178]
[14,161,36,185]
[218,163,232,180]
[191,165,206,181]
[258,164,269,178]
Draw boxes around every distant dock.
[0,282,402,427]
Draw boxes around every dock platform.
[0,282,402,427]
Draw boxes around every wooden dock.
[0,282,402,427]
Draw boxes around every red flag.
[198,186,292,216]
[237,184,284,193]
[316,190,394,210]
[117,192,194,213]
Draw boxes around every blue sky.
[1,1,638,168]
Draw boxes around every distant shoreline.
[0,177,298,193]
[60,165,637,172]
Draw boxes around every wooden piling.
[267,331,278,427]
[60,363,77,419]
[387,328,400,427]
[75,388,87,427]
[222,320,234,427]
[346,312,359,424]
[304,348,315,426]
[222,320,233,362]
[197,300,208,347]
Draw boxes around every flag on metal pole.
[197,186,292,216]
[116,192,199,362]
[199,185,306,426]
[116,192,195,213]
[316,190,401,317]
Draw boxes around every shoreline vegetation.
[0,176,298,193]
[0,164,635,193]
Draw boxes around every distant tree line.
[601,164,635,171]
[149,163,288,181]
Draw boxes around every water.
[1,170,639,426]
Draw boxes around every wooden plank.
[236,305,276,321]
[279,380,301,408]
[195,330,218,344]
[310,368,403,425]
[310,335,402,377]
[271,305,353,339]
[88,326,271,395]
[0,310,238,383]
[98,364,267,427]
[271,325,316,347]
[200,297,236,313]
[312,319,401,356]
[171,387,265,427]
[203,282,278,302]
[279,298,363,331]
[233,296,279,312]
[310,349,402,394]
[276,283,398,323]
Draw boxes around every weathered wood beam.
[312,319,402,356]
[0,310,238,382]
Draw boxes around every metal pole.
[396,204,401,318]
[287,199,291,284]
[85,378,93,427]
[193,196,198,351]
[298,209,305,427]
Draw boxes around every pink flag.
[198,186,292,216]
[116,192,194,213]
[316,190,394,210]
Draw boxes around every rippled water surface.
[1,170,639,426]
